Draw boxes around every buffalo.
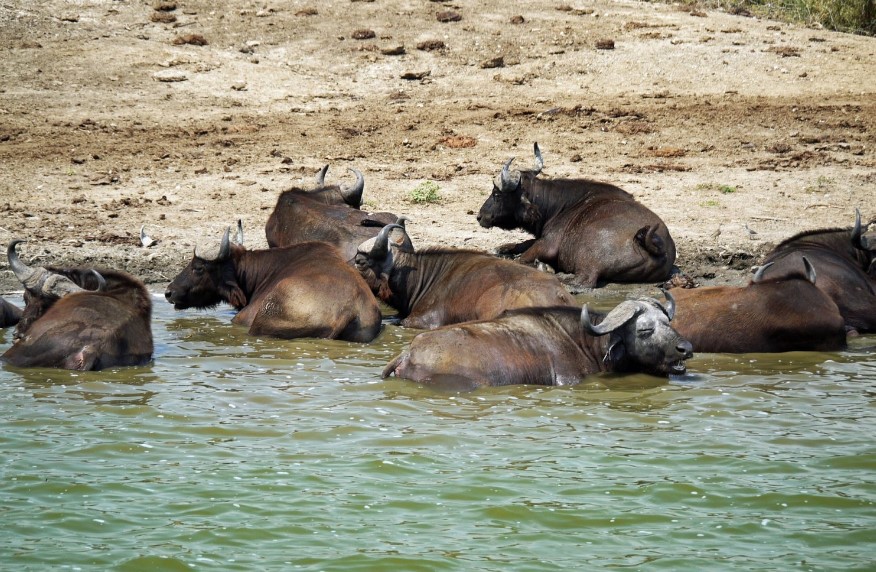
[760,209,876,334]
[382,292,693,390]
[165,228,382,342]
[354,223,576,329]
[2,240,153,370]
[477,143,676,288]
[265,165,398,261]
[0,296,22,328]
[669,257,846,353]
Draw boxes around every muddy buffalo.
[166,228,382,342]
[354,223,576,329]
[477,143,676,288]
[0,296,22,328]
[669,257,846,353]
[2,240,153,370]
[265,165,398,261]
[760,209,876,334]
[382,292,693,390]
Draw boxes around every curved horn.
[371,223,404,258]
[581,300,641,336]
[852,208,865,250]
[662,289,676,321]
[396,215,410,229]
[532,142,544,175]
[751,262,775,284]
[7,239,37,286]
[195,228,232,261]
[340,168,365,206]
[91,270,106,292]
[315,164,329,187]
[234,219,244,246]
[802,256,817,284]
[495,156,521,193]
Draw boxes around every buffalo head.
[165,228,245,310]
[354,223,412,299]
[8,240,105,298]
[315,165,365,208]
[580,290,693,376]
[477,142,544,229]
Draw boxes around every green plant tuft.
[408,180,441,204]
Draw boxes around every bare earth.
[1,0,874,297]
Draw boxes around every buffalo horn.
[802,256,817,284]
[7,240,86,296]
[7,239,39,288]
[581,300,642,336]
[315,164,330,187]
[91,269,107,292]
[532,142,544,175]
[370,223,404,258]
[340,168,365,206]
[195,227,231,261]
[496,156,521,192]
[851,208,867,250]
[751,262,775,284]
[662,289,676,321]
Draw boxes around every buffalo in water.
[0,296,22,328]
[2,241,153,370]
[477,143,676,288]
[382,292,693,390]
[760,209,876,334]
[669,257,846,353]
[354,223,576,329]
[165,228,382,342]
[265,165,398,261]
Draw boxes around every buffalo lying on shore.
[354,223,576,329]
[265,165,398,261]
[166,228,382,342]
[759,209,876,334]
[477,143,676,288]
[382,292,693,390]
[2,241,153,370]
[669,257,846,353]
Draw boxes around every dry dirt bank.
[1,0,874,298]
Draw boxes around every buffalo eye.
[637,326,654,338]
[192,263,205,276]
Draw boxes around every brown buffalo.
[760,209,876,333]
[265,165,398,261]
[669,257,846,353]
[382,292,693,390]
[2,240,153,370]
[165,228,382,342]
[477,143,676,288]
[1,296,22,328]
[354,223,576,329]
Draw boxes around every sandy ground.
[1,0,874,300]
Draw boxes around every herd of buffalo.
[1,143,874,389]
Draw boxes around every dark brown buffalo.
[477,143,676,288]
[354,224,576,329]
[0,296,22,328]
[165,229,382,342]
[2,241,153,370]
[265,165,398,261]
[382,293,693,390]
[669,257,846,353]
[760,209,876,334]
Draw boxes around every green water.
[1,291,875,571]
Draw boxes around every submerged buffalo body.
[382,294,693,390]
[760,209,876,333]
[265,166,398,261]
[477,143,676,287]
[0,296,22,328]
[165,229,382,342]
[670,258,846,353]
[2,241,153,370]
[354,224,576,329]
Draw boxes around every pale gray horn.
[195,228,232,261]
[802,256,816,284]
[751,262,774,284]
[7,239,38,287]
[662,289,676,321]
[581,300,641,336]
[851,208,865,250]
[533,142,544,175]
[340,168,365,206]
[315,164,329,187]
[496,156,520,192]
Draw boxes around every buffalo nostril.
[164,290,173,301]
[678,340,693,357]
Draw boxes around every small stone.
[480,56,504,69]
[352,29,376,40]
[436,10,461,23]
[153,70,188,82]
[381,45,406,56]
[595,38,615,50]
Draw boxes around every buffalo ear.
[516,195,541,228]
[635,225,666,256]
